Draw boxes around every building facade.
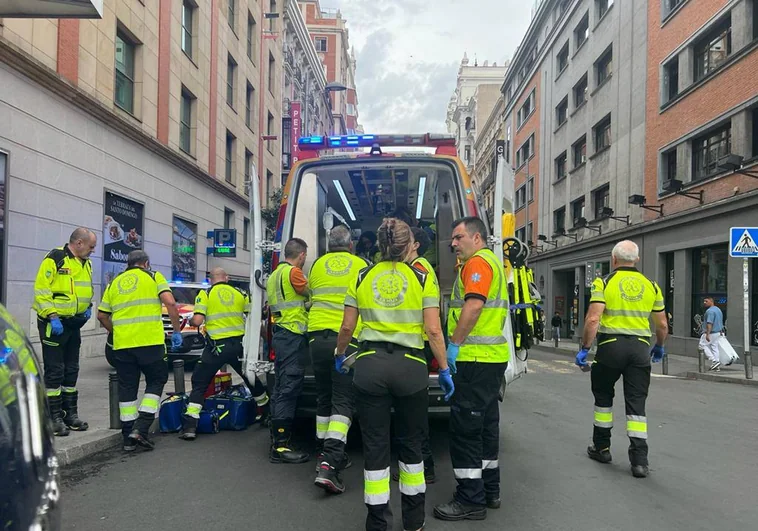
[0,0,284,355]
[471,95,505,226]
[281,0,332,187]
[299,1,361,135]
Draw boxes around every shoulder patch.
[356,264,376,289]
[46,249,67,270]
[408,263,427,288]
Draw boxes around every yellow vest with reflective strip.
[194,283,249,340]
[347,261,438,351]
[99,268,170,349]
[591,267,664,337]
[267,263,307,335]
[33,246,93,317]
[448,248,510,363]
[308,251,368,335]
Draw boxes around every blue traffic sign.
[730,227,758,258]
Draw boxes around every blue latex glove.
[575,347,590,368]
[335,354,349,374]
[171,332,183,349]
[83,307,92,320]
[49,317,64,336]
[446,342,461,374]
[439,367,455,401]
[651,344,665,363]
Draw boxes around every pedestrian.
[699,297,725,371]
[179,267,270,441]
[309,225,367,493]
[575,240,668,478]
[266,238,310,464]
[335,218,453,531]
[97,250,184,451]
[33,227,97,436]
[434,217,510,522]
[551,311,563,341]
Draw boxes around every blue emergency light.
[298,134,446,150]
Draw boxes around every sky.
[325,0,535,134]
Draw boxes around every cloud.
[324,0,533,132]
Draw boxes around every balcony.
[320,8,340,18]
[282,152,292,171]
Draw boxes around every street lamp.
[325,81,348,135]
[717,154,758,179]
[628,194,664,216]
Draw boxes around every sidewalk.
[533,339,757,387]
[55,358,246,467]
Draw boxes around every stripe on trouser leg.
[186,402,202,419]
[453,468,482,479]
[594,406,613,428]
[482,459,499,470]
[119,401,139,422]
[62,386,77,393]
[325,414,351,444]
[47,387,62,397]
[364,468,391,505]
[398,461,426,496]
[139,393,161,414]
[316,415,330,440]
[627,415,648,439]
[253,392,269,406]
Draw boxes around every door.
[243,163,266,381]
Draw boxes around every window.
[247,13,256,61]
[505,125,511,164]
[559,0,571,17]
[227,54,237,108]
[114,30,136,113]
[663,57,679,102]
[693,123,731,181]
[225,130,236,184]
[571,196,586,227]
[224,208,235,230]
[574,74,588,107]
[315,37,327,52]
[268,0,277,31]
[268,52,275,93]
[573,135,587,168]
[556,97,568,126]
[227,0,236,32]
[527,222,534,244]
[465,117,472,131]
[516,226,527,243]
[464,146,471,163]
[597,0,613,19]
[516,185,527,210]
[243,218,250,250]
[596,47,613,86]
[575,12,589,49]
[663,148,677,183]
[664,0,685,17]
[347,103,356,116]
[557,42,569,74]
[694,16,732,82]
[516,135,534,168]
[593,185,610,219]
[518,90,535,127]
[244,149,253,192]
[554,207,566,234]
[691,246,728,337]
[528,178,535,202]
[181,1,195,58]
[555,151,567,181]
[594,115,611,152]
[267,112,275,152]
[245,82,254,129]
[180,88,194,154]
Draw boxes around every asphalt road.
[61,349,758,531]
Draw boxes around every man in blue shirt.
[699,297,724,371]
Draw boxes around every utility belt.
[311,329,339,340]
[598,333,651,344]
[206,334,243,356]
[37,312,89,330]
[361,341,424,357]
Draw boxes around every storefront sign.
[102,191,144,287]
[172,216,197,282]
[291,101,302,165]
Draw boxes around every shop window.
[691,246,728,337]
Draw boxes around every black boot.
[128,414,155,450]
[180,416,198,441]
[270,421,309,464]
[587,445,613,464]
[433,500,487,521]
[257,403,271,427]
[62,390,89,431]
[122,421,136,452]
[48,395,70,437]
[631,465,649,478]
[314,461,345,494]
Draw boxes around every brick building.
[0,0,284,354]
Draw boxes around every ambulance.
[243,134,535,416]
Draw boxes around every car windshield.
[171,287,201,304]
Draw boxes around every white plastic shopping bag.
[717,336,740,366]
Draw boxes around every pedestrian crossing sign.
[730,227,758,258]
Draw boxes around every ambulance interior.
[290,159,469,300]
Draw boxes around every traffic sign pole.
[743,259,753,379]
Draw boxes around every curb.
[684,372,758,387]
[57,419,160,467]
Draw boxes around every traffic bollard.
[108,370,120,429]
[554,335,559,349]
[662,352,669,375]
[173,359,186,394]
[744,350,753,380]
[698,349,705,373]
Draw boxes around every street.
[61,349,758,531]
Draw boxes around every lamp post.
[325,81,348,135]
